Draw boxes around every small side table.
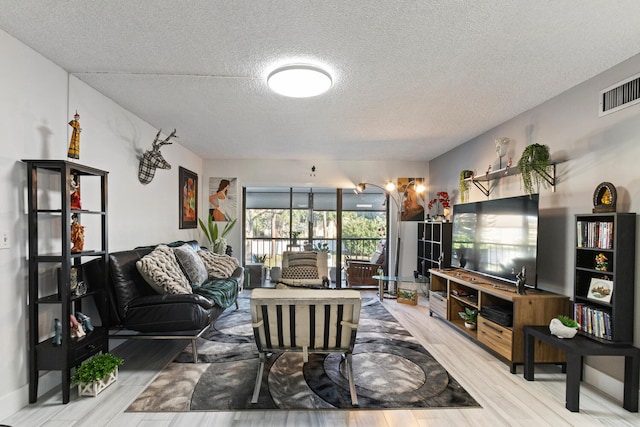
[523,325,640,412]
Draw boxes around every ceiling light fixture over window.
[267,65,332,98]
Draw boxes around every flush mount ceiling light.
[267,65,332,98]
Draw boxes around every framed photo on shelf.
[587,277,613,304]
[178,167,198,229]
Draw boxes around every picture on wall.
[398,177,425,221]
[178,167,198,229]
[587,277,614,304]
[208,177,237,222]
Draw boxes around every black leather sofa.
[88,240,243,362]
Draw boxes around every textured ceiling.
[2,1,640,161]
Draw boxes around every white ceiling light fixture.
[267,65,332,98]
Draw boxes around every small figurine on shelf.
[595,253,608,271]
[71,214,85,253]
[67,111,81,160]
[70,177,81,210]
[53,318,62,346]
[70,314,85,339]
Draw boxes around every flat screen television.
[451,194,539,288]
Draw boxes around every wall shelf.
[465,164,556,196]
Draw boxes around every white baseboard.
[583,364,624,403]
[0,371,63,421]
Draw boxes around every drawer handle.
[86,344,96,351]
[484,323,503,334]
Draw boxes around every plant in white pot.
[458,307,478,330]
[199,214,237,254]
[72,352,124,397]
[549,315,580,339]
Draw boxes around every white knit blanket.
[198,250,239,278]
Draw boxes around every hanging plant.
[517,143,552,195]
[459,170,473,203]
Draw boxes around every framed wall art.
[208,177,237,222]
[587,277,613,304]
[179,167,198,229]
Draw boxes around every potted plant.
[291,231,301,245]
[313,242,330,252]
[428,192,451,221]
[72,352,124,397]
[459,170,473,203]
[549,315,580,339]
[458,307,478,330]
[199,214,237,254]
[517,143,552,195]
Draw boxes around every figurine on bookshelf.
[71,214,84,252]
[595,253,608,271]
[67,111,81,160]
[70,177,81,210]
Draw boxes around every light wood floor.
[4,290,640,427]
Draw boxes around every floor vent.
[599,72,640,116]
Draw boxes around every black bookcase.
[574,213,636,344]
[417,221,452,276]
[24,160,109,403]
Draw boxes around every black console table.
[524,325,640,412]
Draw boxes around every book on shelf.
[574,303,612,340]
[576,220,614,249]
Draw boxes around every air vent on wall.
[599,72,640,116]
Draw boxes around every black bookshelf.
[574,213,636,344]
[417,221,452,276]
[24,160,110,403]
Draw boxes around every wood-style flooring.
[3,290,640,426]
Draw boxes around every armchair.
[345,244,385,288]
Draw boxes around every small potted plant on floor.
[458,307,478,330]
[72,352,124,397]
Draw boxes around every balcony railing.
[244,237,382,267]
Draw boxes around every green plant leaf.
[557,314,579,328]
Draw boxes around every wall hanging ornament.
[138,128,177,184]
[67,111,81,159]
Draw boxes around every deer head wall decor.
[138,128,177,184]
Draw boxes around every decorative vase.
[549,318,578,339]
[270,266,281,282]
[77,368,118,397]
[464,321,476,330]
[212,239,227,255]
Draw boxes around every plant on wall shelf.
[459,170,473,203]
[517,143,552,195]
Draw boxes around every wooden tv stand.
[429,268,570,373]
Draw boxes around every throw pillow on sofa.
[173,243,208,286]
[198,250,239,278]
[136,244,192,294]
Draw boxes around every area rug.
[127,296,480,411]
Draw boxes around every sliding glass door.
[244,186,387,285]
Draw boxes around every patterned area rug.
[127,295,480,411]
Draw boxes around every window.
[243,187,387,285]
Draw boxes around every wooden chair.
[345,245,385,288]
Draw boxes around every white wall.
[0,29,203,418]
[201,159,429,276]
[429,52,640,399]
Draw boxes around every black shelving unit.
[574,213,636,344]
[417,221,452,276]
[24,160,109,403]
